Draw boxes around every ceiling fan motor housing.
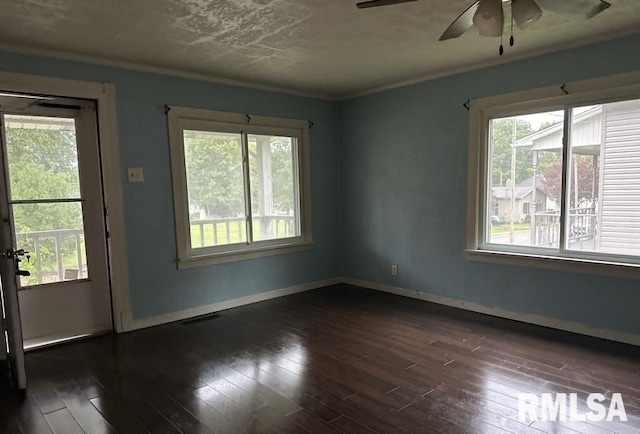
[474,0,505,37]
[512,0,543,29]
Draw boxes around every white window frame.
[168,106,313,268]
[466,72,640,279]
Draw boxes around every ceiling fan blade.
[439,1,480,41]
[536,0,611,18]
[356,0,418,9]
[586,1,611,18]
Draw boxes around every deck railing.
[189,215,296,248]
[15,228,86,285]
[533,207,597,247]
[14,215,297,285]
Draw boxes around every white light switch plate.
[127,167,144,183]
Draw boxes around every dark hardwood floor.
[1,284,640,433]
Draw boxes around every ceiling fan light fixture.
[512,0,542,29]
[473,0,504,37]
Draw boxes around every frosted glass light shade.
[512,0,542,29]
[473,0,504,37]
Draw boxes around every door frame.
[0,72,132,332]
[0,288,7,361]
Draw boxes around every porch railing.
[189,215,296,248]
[533,207,597,247]
[15,228,86,285]
[13,215,297,284]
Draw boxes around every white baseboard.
[129,277,342,331]
[343,277,640,347]
[125,275,640,347]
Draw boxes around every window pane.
[567,100,640,256]
[13,202,87,287]
[248,134,300,242]
[183,130,247,248]
[3,115,81,200]
[486,111,564,248]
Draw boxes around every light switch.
[128,167,144,183]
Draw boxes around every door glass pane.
[3,115,81,200]
[183,130,246,248]
[248,134,300,242]
[486,111,564,248]
[13,202,87,287]
[566,100,640,256]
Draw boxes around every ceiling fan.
[356,0,612,53]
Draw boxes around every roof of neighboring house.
[517,175,545,188]
[492,175,546,200]
[513,106,602,156]
[492,186,533,200]
[515,106,601,148]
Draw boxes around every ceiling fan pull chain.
[510,7,515,47]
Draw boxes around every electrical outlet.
[391,265,398,276]
[127,167,144,183]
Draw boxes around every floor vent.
[181,313,221,325]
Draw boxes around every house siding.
[599,101,640,255]
[572,112,602,147]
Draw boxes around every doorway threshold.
[24,330,110,352]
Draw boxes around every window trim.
[466,72,640,278]
[168,106,313,268]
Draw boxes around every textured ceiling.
[0,0,639,98]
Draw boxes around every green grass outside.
[490,223,531,234]
[190,220,294,248]
[23,219,295,284]
[19,238,87,285]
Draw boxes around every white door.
[0,94,112,349]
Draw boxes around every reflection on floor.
[1,284,639,433]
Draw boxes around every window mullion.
[292,138,302,236]
[241,131,253,245]
[558,107,572,255]
[482,116,492,248]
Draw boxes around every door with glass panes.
[0,94,111,349]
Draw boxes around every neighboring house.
[492,175,549,224]
[515,101,640,254]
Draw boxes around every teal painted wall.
[339,34,640,334]
[3,33,640,334]
[0,50,340,320]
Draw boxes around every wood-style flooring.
[1,284,640,433]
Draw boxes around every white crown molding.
[2,27,639,102]
[340,25,640,101]
[0,42,336,101]
[343,277,640,347]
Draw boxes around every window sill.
[465,249,640,280]
[178,240,314,269]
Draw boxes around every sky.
[510,106,598,131]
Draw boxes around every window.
[467,73,640,275]
[168,107,312,267]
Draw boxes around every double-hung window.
[168,107,312,268]
[467,73,640,275]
